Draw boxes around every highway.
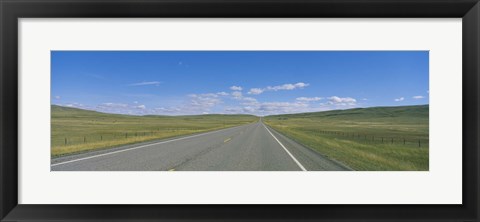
[51,121,351,171]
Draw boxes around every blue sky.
[51,51,429,116]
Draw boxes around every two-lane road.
[51,121,351,171]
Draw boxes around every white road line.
[262,124,307,171]
[51,124,249,167]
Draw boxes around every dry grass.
[51,105,258,157]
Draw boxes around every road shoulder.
[263,123,353,171]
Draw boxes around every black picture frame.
[1,0,479,221]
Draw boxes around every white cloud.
[248,88,264,95]
[412,95,425,99]
[296,97,322,102]
[54,96,61,100]
[254,101,330,115]
[230,86,243,91]
[239,98,259,107]
[59,102,157,116]
[64,103,84,108]
[295,82,309,88]
[243,106,256,113]
[61,85,360,116]
[135,105,146,109]
[231,91,243,99]
[101,102,128,108]
[60,93,359,116]
[267,82,309,91]
[200,93,219,98]
[229,91,258,105]
[153,91,261,115]
[248,82,309,95]
[259,102,308,112]
[222,87,257,106]
[241,97,258,103]
[188,93,222,110]
[362,98,368,101]
[129,81,161,86]
[394,97,405,102]
[223,101,314,115]
[328,96,357,105]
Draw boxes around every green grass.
[263,105,429,171]
[51,105,258,157]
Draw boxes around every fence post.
[404,138,405,145]
[84,136,86,143]
[101,135,103,141]
[65,138,67,145]
[125,133,127,138]
[382,137,383,143]
[391,138,393,144]
[418,140,421,147]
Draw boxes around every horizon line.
[51,103,429,118]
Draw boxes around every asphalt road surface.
[51,121,351,171]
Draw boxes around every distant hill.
[51,105,257,119]
[265,105,428,121]
[52,105,115,116]
[52,104,429,120]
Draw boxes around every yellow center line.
[224,138,232,143]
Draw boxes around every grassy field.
[263,105,429,171]
[51,105,258,157]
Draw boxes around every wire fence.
[51,128,207,147]
[296,128,429,147]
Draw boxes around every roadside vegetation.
[51,105,258,157]
[263,105,429,171]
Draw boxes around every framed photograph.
[1,0,479,221]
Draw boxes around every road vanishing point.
[51,121,351,171]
